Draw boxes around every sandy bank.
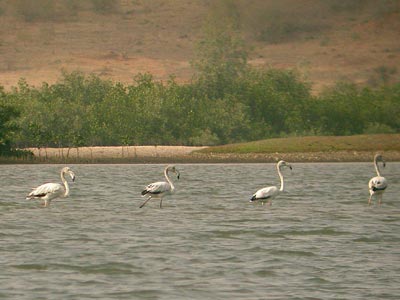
[18,146,400,163]
[25,146,207,160]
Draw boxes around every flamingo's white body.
[26,167,76,207]
[368,154,388,205]
[140,165,180,208]
[250,160,292,205]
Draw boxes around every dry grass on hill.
[0,0,399,93]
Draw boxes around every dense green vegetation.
[1,70,399,150]
[0,103,17,154]
[0,88,28,157]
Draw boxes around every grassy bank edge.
[1,150,400,164]
[197,134,400,154]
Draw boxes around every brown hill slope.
[0,0,399,93]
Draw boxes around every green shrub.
[189,129,220,146]
[14,0,55,22]
[91,0,119,14]
[364,123,396,134]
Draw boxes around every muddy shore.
[7,146,399,163]
[191,150,400,163]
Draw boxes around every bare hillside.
[0,0,399,93]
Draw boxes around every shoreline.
[191,150,400,163]
[24,146,207,160]
[2,147,400,163]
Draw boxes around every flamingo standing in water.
[140,165,180,208]
[26,167,76,207]
[368,154,388,205]
[250,160,292,206]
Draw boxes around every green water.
[0,163,399,299]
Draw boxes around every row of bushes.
[1,69,399,151]
[0,0,119,21]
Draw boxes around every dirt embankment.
[24,146,206,163]
[192,151,400,163]
[21,146,400,163]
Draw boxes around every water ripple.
[0,163,399,300]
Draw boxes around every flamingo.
[368,154,388,205]
[140,165,180,208]
[250,160,292,205]
[26,167,76,207]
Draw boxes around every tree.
[0,87,20,155]
[191,0,248,99]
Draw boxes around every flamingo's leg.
[139,196,152,208]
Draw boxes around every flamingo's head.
[375,154,386,168]
[167,165,180,180]
[278,160,292,171]
[62,167,76,182]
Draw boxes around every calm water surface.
[0,163,399,299]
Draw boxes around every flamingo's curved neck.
[61,171,70,197]
[374,157,381,177]
[277,164,284,192]
[164,168,175,192]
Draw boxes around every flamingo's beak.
[70,172,76,182]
